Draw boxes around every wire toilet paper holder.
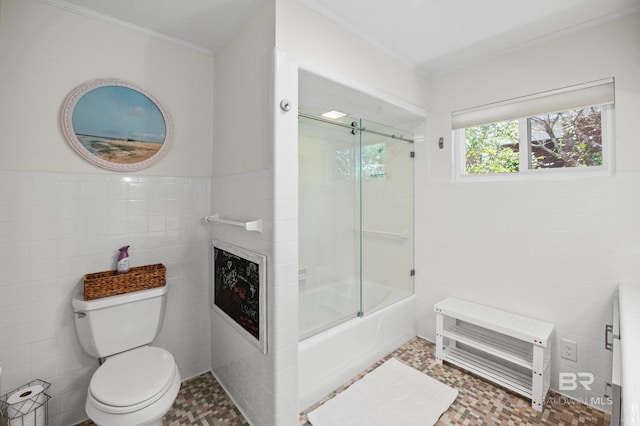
[0,379,50,426]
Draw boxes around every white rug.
[307,358,458,426]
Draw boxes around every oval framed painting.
[61,79,172,171]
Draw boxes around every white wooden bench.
[434,297,555,412]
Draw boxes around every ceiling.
[299,71,425,129]
[301,0,640,75]
[42,0,265,55]
[45,0,640,75]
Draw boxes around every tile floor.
[300,337,610,426]
[77,337,610,426]
[75,372,247,426]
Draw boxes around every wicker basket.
[83,263,166,300]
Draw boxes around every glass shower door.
[298,112,361,339]
[360,118,414,314]
[298,110,415,338]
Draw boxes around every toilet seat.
[89,346,177,414]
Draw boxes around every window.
[453,79,614,178]
[528,107,604,170]
[464,119,520,174]
[361,143,386,179]
[332,143,387,180]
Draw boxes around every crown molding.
[37,0,214,56]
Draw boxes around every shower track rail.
[298,112,414,143]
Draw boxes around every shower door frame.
[298,111,417,339]
[272,47,429,420]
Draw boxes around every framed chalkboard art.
[212,240,267,353]
[60,79,172,171]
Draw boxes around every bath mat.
[307,358,457,426]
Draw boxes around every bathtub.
[299,280,408,339]
[298,288,417,411]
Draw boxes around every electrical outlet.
[561,338,577,362]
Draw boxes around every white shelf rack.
[434,297,555,412]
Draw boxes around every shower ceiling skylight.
[321,110,348,119]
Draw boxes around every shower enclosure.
[298,109,414,339]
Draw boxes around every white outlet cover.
[561,338,578,362]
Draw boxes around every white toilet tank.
[72,286,168,358]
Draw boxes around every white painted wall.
[212,0,275,177]
[426,12,640,180]
[0,0,214,177]
[416,12,640,410]
[275,0,430,112]
[0,1,214,424]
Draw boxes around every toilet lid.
[90,346,176,408]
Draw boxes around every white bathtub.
[299,280,410,339]
[298,292,417,411]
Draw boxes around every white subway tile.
[0,304,30,329]
[29,179,57,201]
[31,357,59,382]
[0,284,30,308]
[0,364,31,395]
[0,344,31,370]
[0,324,32,348]
[81,180,107,200]
[106,180,129,200]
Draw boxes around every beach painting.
[61,79,172,171]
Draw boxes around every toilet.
[72,286,180,426]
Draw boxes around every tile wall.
[0,170,211,425]
[209,168,300,426]
[5,163,634,423]
[416,171,640,411]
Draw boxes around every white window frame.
[453,79,615,181]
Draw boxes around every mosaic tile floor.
[77,337,610,426]
[75,372,248,426]
[299,337,610,426]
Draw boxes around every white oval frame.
[61,79,173,171]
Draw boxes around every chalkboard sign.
[211,240,267,353]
